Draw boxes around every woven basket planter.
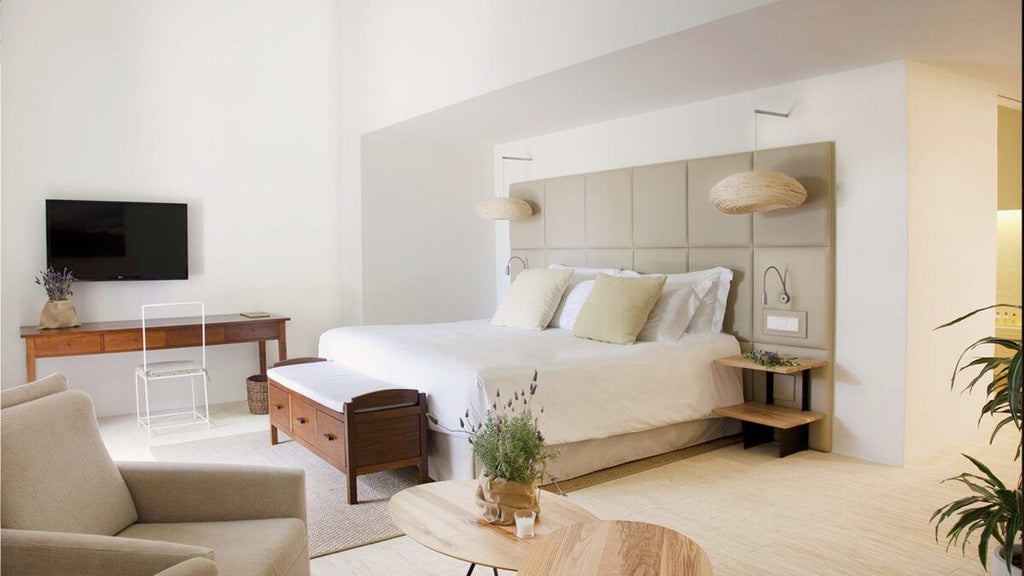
[246,374,269,415]
[709,171,807,214]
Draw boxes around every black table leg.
[465,564,475,576]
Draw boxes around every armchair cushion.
[117,461,306,525]
[0,528,213,576]
[1,390,138,535]
[119,518,308,576]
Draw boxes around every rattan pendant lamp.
[709,109,808,215]
[475,155,535,221]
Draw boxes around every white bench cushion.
[266,362,414,413]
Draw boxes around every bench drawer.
[268,383,291,432]
[315,410,346,467]
[290,397,318,445]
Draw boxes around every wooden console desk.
[20,313,289,381]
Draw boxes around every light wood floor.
[100,404,1012,576]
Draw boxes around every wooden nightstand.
[712,355,827,457]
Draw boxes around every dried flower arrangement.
[35,267,76,301]
[744,349,800,368]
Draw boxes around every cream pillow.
[491,269,573,330]
[573,274,667,345]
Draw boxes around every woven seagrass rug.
[150,431,419,558]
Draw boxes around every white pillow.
[547,264,635,328]
[492,269,573,330]
[551,280,594,329]
[637,280,714,342]
[671,267,733,333]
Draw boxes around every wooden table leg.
[258,341,268,375]
[270,423,279,445]
[277,320,288,362]
[25,339,36,382]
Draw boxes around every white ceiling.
[372,0,1021,144]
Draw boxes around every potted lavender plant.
[431,371,556,525]
[35,267,80,329]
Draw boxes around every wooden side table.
[518,520,712,576]
[712,355,827,457]
[388,480,596,574]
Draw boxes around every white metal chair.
[135,302,211,436]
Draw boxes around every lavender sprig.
[426,370,556,484]
[35,267,76,301]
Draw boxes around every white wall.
[360,136,495,324]
[496,61,912,465]
[903,62,997,463]
[350,0,775,134]
[1,0,345,416]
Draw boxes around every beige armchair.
[1,373,310,576]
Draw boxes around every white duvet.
[318,320,742,445]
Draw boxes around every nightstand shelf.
[712,355,828,457]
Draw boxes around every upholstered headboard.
[509,142,835,450]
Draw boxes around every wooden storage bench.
[266,357,429,504]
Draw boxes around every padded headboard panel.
[509,142,835,450]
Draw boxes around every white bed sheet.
[318,320,742,445]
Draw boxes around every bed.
[318,319,742,481]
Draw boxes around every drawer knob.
[297,417,308,424]
[274,404,284,410]
[323,433,336,441]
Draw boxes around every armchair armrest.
[155,558,218,576]
[116,461,306,525]
[0,528,213,576]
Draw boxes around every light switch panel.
[762,309,808,338]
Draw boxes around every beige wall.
[998,106,1022,210]
[903,61,997,464]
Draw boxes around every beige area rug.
[542,434,743,494]
[150,431,419,558]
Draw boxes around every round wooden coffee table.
[389,479,596,574]
[518,520,713,575]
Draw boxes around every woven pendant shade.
[475,197,533,221]
[709,171,808,215]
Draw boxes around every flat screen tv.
[46,199,188,281]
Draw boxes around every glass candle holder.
[514,510,536,538]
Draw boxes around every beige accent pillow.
[573,274,667,344]
[491,269,573,330]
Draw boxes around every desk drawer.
[105,330,165,352]
[290,397,318,445]
[268,383,291,432]
[165,326,225,346]
[34,333,102,356]
[225,322,279,342]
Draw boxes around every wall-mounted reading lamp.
[762,266,791,305]
[475,155,535,220]
[505,255,528,277]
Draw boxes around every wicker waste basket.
[246,374,269,415]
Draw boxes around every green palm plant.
[931,304,1022,573]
